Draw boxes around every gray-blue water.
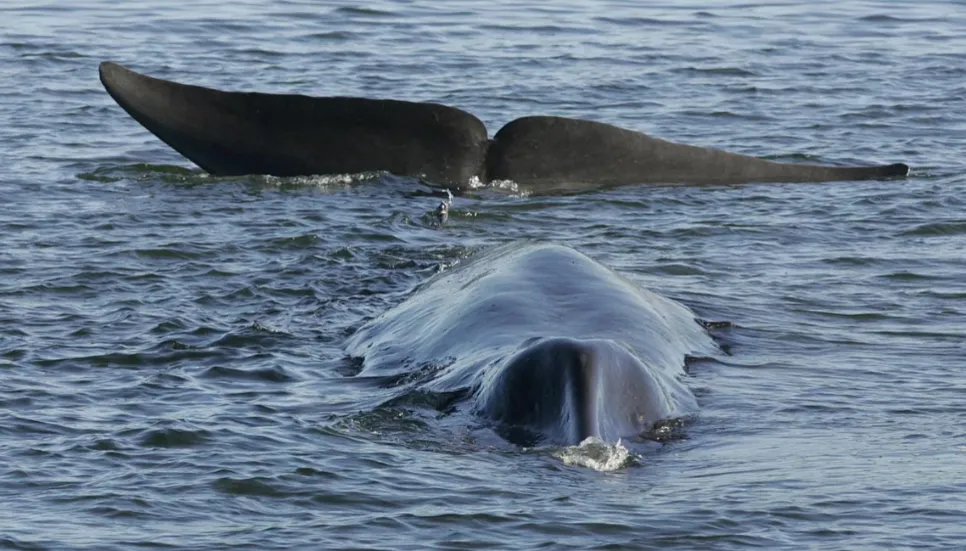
[2,1,965,549]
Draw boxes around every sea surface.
[2,0,965,549]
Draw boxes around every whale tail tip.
[886,163,911,177]
[98,61,122,86]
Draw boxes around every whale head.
[476,337,680,446]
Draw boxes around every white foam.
[553,437,635,472]
[466,175,485,189]
[484,178,527,195]
[257,171,384,188]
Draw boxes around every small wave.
[860,14,903,22]
[234,47,286,58]
[822,256,877,266]
[0,395,31,408]
[85,505,149,519]
[76,163,201,183]
[900,221,966,236]
[595,16,692,27]
[18,49,88,61]
[918,290,966,300]
[205,322,295,349]
[477,24,585,34]
[265,233,322,249]
[790,308,892,321]
[878,271,942,281]
[132,247,204,260]
[678,109,771,122]
[200,365,296,383]
[16,282,96,295]
[552,437,635,471]
[138,427,210,448]
[212,476,288,497]
[306,31,355,41]
[379,388,468,413]
[368,360,454,389]
[859,14,940,23]
[87,438,121,451]
[652,263,707,276]
[335,408,433,442]
[708,110,749,119]
[684,354,722,373]
[675,67,757,77]
[334,6,396,17]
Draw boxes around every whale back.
[346,243,716,444]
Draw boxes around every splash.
[433,189,453,226]
[553,437,635,472]
[467,176,527,196]
[466,175,485,189]
[488,179,526,195]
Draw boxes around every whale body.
[345,243,717,446]
[99,62,909,193]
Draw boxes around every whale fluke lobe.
[98,62,488,187]
[99,61,909,192]
[487,116,910,188]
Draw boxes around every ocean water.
[2,0,965,549]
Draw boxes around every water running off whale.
[345,242,718,447]
[98,62,909,193]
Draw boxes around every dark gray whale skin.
[98,62,488,187]
[477,336,678,446]
[99,61,909,192]
[487,116,909,191]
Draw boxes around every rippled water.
[2,0,965,549]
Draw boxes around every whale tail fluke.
[99,61,910,192]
